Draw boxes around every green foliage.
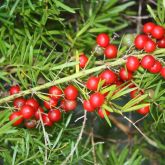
[0,0,165,165]
[96,145,144,165]
[0,0,135,88]
[147,0,165,25]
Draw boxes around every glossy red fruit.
[20,105,35,119]
[83,100,95,112]
[64,85,78,100]
[26,98,39,111]
[13,97,26,109]
[89,92,105,108]
[128,82,136,88]
[63,99,77,111]
[9,111,23,126]
[42,114,53,126]
[119,68,133,81]
[115,80,123,86]
[24,120,36,129]
[44,97,58,110]
[60,100,66,109]
[144,39,156,53]
[149,60,162,73]
[96,33,110,47]
[113,80,124,94]
[137,105,150,115]
[104,44,117,59]
[151,25,165,39]
[141,55,155,69]
[34,107,44,120]
[134,34,148,50]
[86,76,99,91]
[79,54,88,68]
[160,67,165,78]
[98,108,110,118]
[48,109,61,122]
[99,69,117,85]
[143,22,155,34]
[126,56,140,72]
[130,89,143,98]
[49,86,63,100]
[9,85,20,95]
[157,37,165,48]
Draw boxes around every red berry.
[9,111,23,126]
[79,54,88,68]
[99,69,117,85]
[128,82,136,88]
[86,76,99,91]
[151,25,165,39]
[9,85,20,95]
[130,89,143,99]
[48,109,61,122]
[137,105,150,115]
[160,67,165,78]
[89,92,105,108]
[20,105,35,119]
[98,108,110,118]
[44,97,58,110]
[157,37,165,48]
[26,98,39,111]
[144,39,156,53]
[24,119,36,129]
[49,86,62,100]
[60,100,66,109]
[64,85,78,100]
[134,34,148,50]
[34,107,44,120]
[126,56,140,72]
[63,99,77,111]
[143,22,155,34]
[96,33,110,47]
[119,68,133,81]
[115,80,123,86]
[83,100,95,112]
[13,97,26,109]
[104,44,118,59]
[141,55,155,69]
[113,82,125,95]
[149,60,162,73]
[42,114,53,126]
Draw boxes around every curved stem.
[0,56,129,105]
[0,65,105,105]
[2,50,164,105]
[61,110,87,165]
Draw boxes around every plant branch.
[91,128,97,165]
[0,65,105,105]
[61,110,87,165]
[0,57,128,105]
[122,113,158,148]
[109,114,131,136]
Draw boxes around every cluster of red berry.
[134,22,165,52]
[134,22,165,77]
[8,22,165,126]
[79,33,118,69]
[9,84,79,127]
[82,68,149,117]
[81,23,165,117]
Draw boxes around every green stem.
[2,51,160,105]
[0,65,106,105]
